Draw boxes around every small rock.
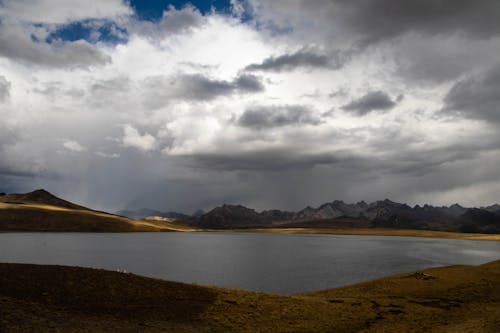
[410,272,435,280]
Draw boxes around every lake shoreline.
[2,226,500,241]
[1,260,499,332]
[1,225,500,241]
[217,227,500,241]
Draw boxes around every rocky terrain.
[191,199,500,233]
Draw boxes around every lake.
[0,232,499,294]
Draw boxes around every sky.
[1,0,500,214]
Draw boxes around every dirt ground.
[1,260,499,332]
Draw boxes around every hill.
[1,260,499,332]
[0,190,178,232]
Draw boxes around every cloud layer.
[1,0,499,212]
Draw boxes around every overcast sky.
[1,0,500,213]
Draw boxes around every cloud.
[0,21,111,68]
[159,5,204,34]
[335,0,500,43]
[62,140,86,152]
[245,49,342,72]
[95,151,120,159]
[0,76,11,101]
[1,0,500,213]
[0,0,132,24]
[121,125,156,152]
[230,0,246,19]
[88,76,132,108]
[132,5,205,37]
[341,91,400,115]
[181,149,352,171]
[393,34,500,84]
[237,105,321,129]
[248,0,500,83]
[249,0,500,45]
[443,64,500,122]
[143,73,264,108]
[233,74,265,92]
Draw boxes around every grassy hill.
[0,189,180,232]
[0,260,499,332]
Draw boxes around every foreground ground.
[1,260,499,332]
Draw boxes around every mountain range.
[191,199,500,234]
[1,189,499,234]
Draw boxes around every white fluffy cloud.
[63,140,86,152]
[122,125,156,152]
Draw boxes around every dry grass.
[0,202,178,232]
[217,227,500,240]
[1,260,499,332]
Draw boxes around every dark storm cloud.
[181,149,353,171]
[249,0,500,84]
[178,74,234,100]
[234,74,265,92]
[180,134,499,178]
[341,91,400,115]
[237,105,321,129]
[443,64,500,122]
[143,73,264,108]
[0,75,10,101]
[245,49,343,72]
[257,0,500,44]
[336,0,500,44]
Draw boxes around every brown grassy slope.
[0,202,177,232]
[1,261,499,332]
[0,189,189,232]
[0,189,87,210]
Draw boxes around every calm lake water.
[0,232,499,294]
